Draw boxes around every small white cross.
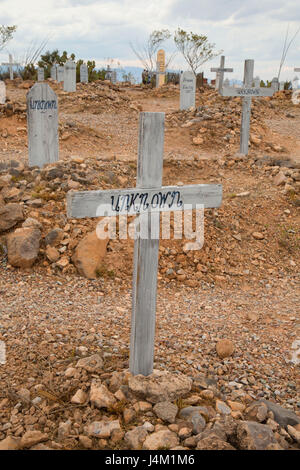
[1,54,20,80]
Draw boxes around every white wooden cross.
[220,59,275,155]
[253,76,260,88]
[67,112,222,376]
[292,76,299,90]
[210,55,234,91]
[1,54,20,80]
[271,77,279,92]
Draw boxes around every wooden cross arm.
[66,184,222,219]
[210,68,233,72]
[221,87,274,97]
[294,68,300,72]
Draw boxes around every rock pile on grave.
[0,361,299,450]
[0,155,299,282]
[165,88,291,153]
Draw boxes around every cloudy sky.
[0,0,300,81]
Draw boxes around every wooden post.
[1,54,20,80]
[27,83,59,168]
[66,112,223,377]
[210,56,233,91]
[240,59,254,155]
[217,56,225,91]
[129,112,165,376]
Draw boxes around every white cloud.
[0,0,299,80]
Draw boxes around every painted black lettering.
[139,193,149,210]
[151,193,159,208]
[158,191,171,208]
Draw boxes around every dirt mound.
[0,155,299,289]
[165,88,297,154]
[0,80,139,156]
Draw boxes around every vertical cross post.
[8,54,13,80]
[129,112,165,376]
[1,54,20,80]
[210,56,233,91]
[240,59,254,155]
[216,55,225,90]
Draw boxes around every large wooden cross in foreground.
[220,59,275,155]
[67,112,222,376]
[1,54,20,80]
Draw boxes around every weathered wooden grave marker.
[271,77,279,92]
[253,76,260,87]
[279,81,285,91]
[27,83,59,168]
[111,70,117,85]
[156,49,166,87]
[210,55,233,91]
[180,71,196,110]
[57,66,64,83]
[50,64,57,81]
[80,63,88,83]
[0,81,6,104]
[64,60,76,92]
[292,76,299,90]
[37,67,45,81]
[105,66,112,81]
[220,59,274,155]
[67,112,222,376]
[1,54,20,80]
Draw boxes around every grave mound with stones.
[165,86,288,153]
[0,151,299,284]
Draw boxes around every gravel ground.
[1,267,299,414]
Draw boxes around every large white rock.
[128,369,192,404]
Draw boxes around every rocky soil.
[0,78,299,450]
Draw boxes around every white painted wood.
[111,70,117,84]
[271,77,279,92]
[1,54,20,80]
[57,66,64,83]
[27,83,59,168]
[80,64,88,83]
[210,55,233,91]
[253,76,260,87]
[219,60,275,155]
[66,111,223,377]
[218,55,224,90]
[50,65,57,81]
[292,76,299,89]
[67,183,222,218]
[279,81,285,91]
[0,81,6,104]
[37,67,44,81]
[240,59,254,155]
[221,86,273,97]
[129,112,165,376]
[63,60,76,92]
[180,71,196,110]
